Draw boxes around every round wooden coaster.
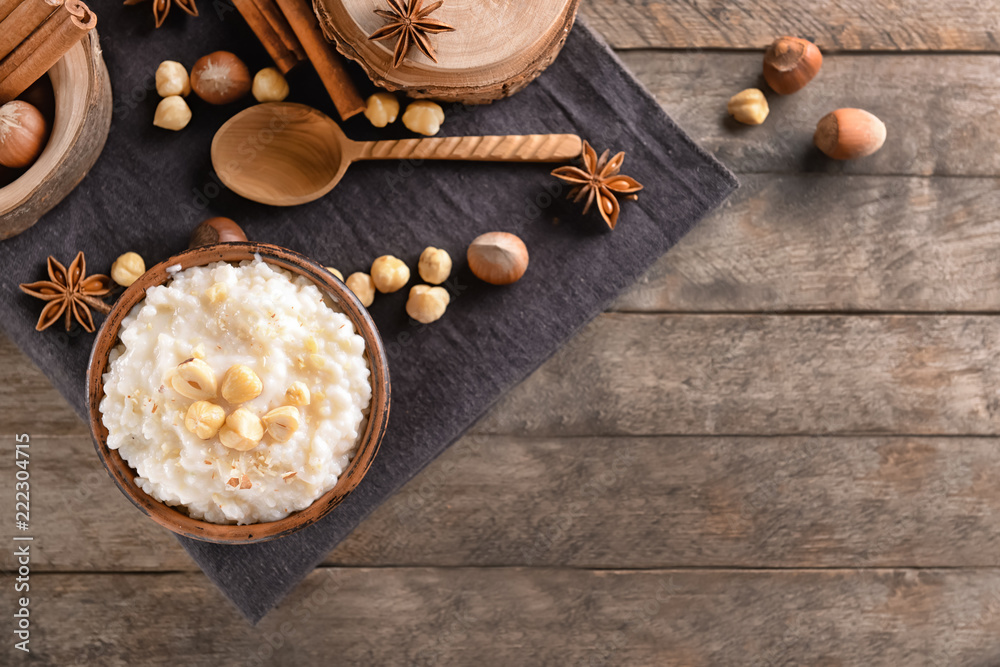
[315,0,580,104]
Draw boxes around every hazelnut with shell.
[763,36,823,95]
[814,108,887,160]
[0,100,47,168]
[190,51,251,105]
[467,232,529,285]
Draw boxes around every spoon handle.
[353,134,583,163]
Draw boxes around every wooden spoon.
[211,102,584,206]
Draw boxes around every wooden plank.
[582,0,1000,52]
[614,174,1000,312]
[477,314,1000,436]
[621,51,1000,177]
[0,334,82,436]
[11,569,1000,665]
[8,431,1000,571]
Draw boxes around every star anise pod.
[368,0,455,69]
[551,141,644,230]
[19,252,112,333]
[123,0,198,29]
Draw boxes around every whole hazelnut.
[364,92,400,128]
[370,255,410,293]
[467,232,529,285]
[189,217,247,247]
[0,100,48,168]
[417,247,452,284]
[763,36,822,95]
[402,100,445,136]
[155,61,191,97]
[252,67,289,103]
[814,108,886,160]
[406,285,450,324]
[326,267,344,281]
[153,96,192,131]
[111,252,146,287]
[727,89,769,125]
[219,408,264,451]
[346,272,376,306]
[221,364,263,404]
[190,51,251,105]
[185,401,226,440]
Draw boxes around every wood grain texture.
[476,314,1000,436]
[581,0,1000,52]
[622,51,1000,176]
[7,431,1000,571]
[8,569,1000,665]
[613,174,1000,312]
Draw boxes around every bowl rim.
[86,242,390,544]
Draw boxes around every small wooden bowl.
[86,243,391,544]
[0,31,112,240]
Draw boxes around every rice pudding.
[99,257,372,524]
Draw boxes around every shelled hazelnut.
[371,255,410,293]
[285,381,311,406]
[326,267,344,281]
[417,247,451,284]
[364,92,400,128]
[155,61,191,97]
[0,100,48,168]
[221,364,263,404]
[345,272,375,306]
[111,252,146,287]
[262,406,300,442]
[185,401,226,440]
[727,89,769,125]
[170,358,218,400]
[153,96,192,131]
[402,100,445,136]
[252,67,289,103]
[191,51,251,105]
[406,285,450,323]
[219,408,264,451]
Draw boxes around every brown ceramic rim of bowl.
[86,243,390,544]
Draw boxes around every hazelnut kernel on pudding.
[285,381,311,406]
[371,255,410,293]
[219,408,264,451]
[221,364,263,404]
[263,406,300,442]
[184,401,226,440]
[169,358,218,400]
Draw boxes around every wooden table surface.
[5,2,1000,664]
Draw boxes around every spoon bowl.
[212,102,583,206]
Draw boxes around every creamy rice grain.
[100,257,372,524]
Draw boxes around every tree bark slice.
[314,0,580,104]
[0,30,112,240]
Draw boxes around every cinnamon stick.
[0,0,64,60]
[252,0,306,61]
[0,2,73,84]
[272,0,365,120]
[0,0,22,23]
[232,0,298,74]
[0,0,95,103]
